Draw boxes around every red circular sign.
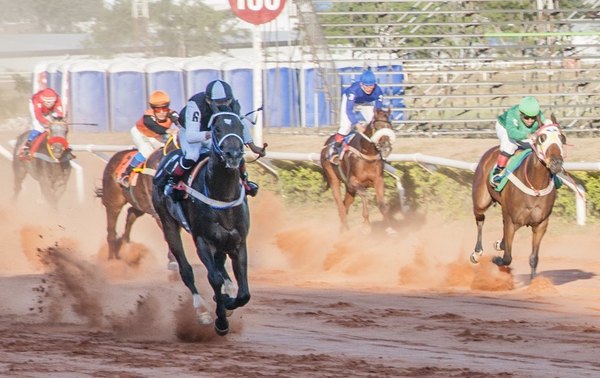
[229,0,286,25]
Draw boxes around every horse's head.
[368,108,396,158]
[46,122,70,159]
[532,121,566,175]
[209,112,245,169]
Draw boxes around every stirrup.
[490,174,502,188]
[117,175,130,187]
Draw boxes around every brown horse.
[471,120,566,279]
[95,136,179,261]
[320,108,396,234]
[13,122,74,208]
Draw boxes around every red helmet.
[40,88,58,107]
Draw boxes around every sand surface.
[0,128,598,377]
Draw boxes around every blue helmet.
[359,69,376,85]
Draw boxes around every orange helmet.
[40,88,58,107]
[149,90,170,108]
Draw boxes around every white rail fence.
[0,142,589,225]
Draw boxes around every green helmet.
[518,96,540,117]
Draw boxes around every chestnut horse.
[320,108,396,233]
[13,122,74,208]
[95,136,179,261]
[471,121,566,279]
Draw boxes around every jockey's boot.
[241,171,259,197]
[164,157,193,201]
[21,140,32,158]
[490,152,510,188]
[329,133,344,164]
[490,165,504,188]
[118,164,134,187]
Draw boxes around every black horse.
[152,111,250,336]
[13,122,74,208]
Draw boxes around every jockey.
[162,79,265,198]
[119,90,180,186]
[491,96,547,187]
[329,67,384,163]
[24,88,65,157]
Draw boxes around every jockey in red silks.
[25,88,65,156]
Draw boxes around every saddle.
[18,132,47,160]
[115,151,141,187]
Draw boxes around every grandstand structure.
[292,0,600,135]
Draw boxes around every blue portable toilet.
[32,62,48,93]
[264,62,300,128]
[145,59,185,113]
[221,58,254,117]
[67,60,110,132]
[46,61,63,95]
[108,59,147,132]
[300,62,330,128]
[183,57,222,100]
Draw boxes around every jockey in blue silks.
[328,67,384,163]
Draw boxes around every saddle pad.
[30,132,49,156]
[491,149,561,191]
[114,150,138,181]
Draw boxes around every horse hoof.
[167,261,179,271]
[196,311,212,325]
[493,240,503,251]
[492,256,505,266]
[214,319,229,336]
[226,309,234,318]
[385,227,397,235]
[470,251,482,264]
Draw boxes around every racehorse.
[320,107,396,233]
[152,111,251,336]
[13,122,74,208]
[470,118,566,279]
[95,136,179,261]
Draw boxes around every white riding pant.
[337,94,375,135]
[495,121,520,155]
[130,127,164,158]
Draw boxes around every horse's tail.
[94,186,103,198]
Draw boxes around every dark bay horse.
[13,122,74,208]
[95,136,179,261]
[471,121,566,279]
[152,111,250,336]
[320,108,396,234]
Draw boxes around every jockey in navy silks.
[328,67,384,163]
[161,80,265,198]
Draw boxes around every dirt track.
[0,130,599,377]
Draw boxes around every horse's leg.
[328,173,350,231]
[358,190,372,234]
[164,220,211,324]
[529,218,550,279]
[12,161,27,201]
[471,173,494,264]
[105,206,123,260]
[122,207,145,243]
[225,243,251,311]
[342,190,356,229]
[215,253,237,297]
[153,218,178,271]
[193,235,229,335]
[374,176,395,234]
[493,217,519,267]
